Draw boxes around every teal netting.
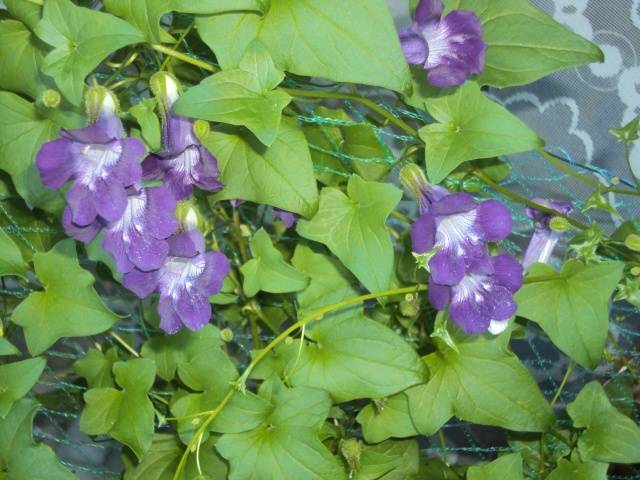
[1,72,639,480]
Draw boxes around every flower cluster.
[401,165,523,334]
[399,0,487,88]
[36,79,229,334]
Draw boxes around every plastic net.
[1,58,639,480]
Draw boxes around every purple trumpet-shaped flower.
[36,87,145,226]
[123,230,230,334]
[411,192,513,286]
[399,0,487,88]
[273,208,299,229]
[143,73,222,200]
[522,199,573,269]
[429,254,524,334]
[63,185,179,273]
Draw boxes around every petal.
[66,183,97,226]
[95,110,125,140]
[191,146,223,192]
[415,0,444,25]
[158,296,183,334]
[165,114,197,153]
[522,230,559,269]
[427,64,470,88]
[475,199,512,242]
[62,207,101,244]
[429,247,465,285]
[167,230,204,257]
[450,290,491,334]
[102,227,134,273]
[175,291,211,331]
[114,138,144,186]
[36,138,73,188]
[164,168,193,201]
[430,193,476,216]
[400,30,429,65]
[489,286,518,321]
[198,251,231,297]
[64,122,113,144]
[127,226,170,272]
[491,254,524,293]
[145,186,179,239]
[94,179,128,222]
[488,319,509,336]
[428,277,451,310]
[142,154,162,180]
[411,213,436,253]
[123,268,158,299]
[273,208,298,229]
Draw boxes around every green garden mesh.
[1,64,639,480]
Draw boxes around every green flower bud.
[549,216,572,232]
[399,164,428,203]
[150,71,181,115]
[84,85,119,123]
[631,267,640,277]
[220,328,234,343]
[40,89,61,109]
[625,234,640,252]
[194,119,210,140]
[339,438,362,476]
[399,293,421,317]
[175,200,206,232]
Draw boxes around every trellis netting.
[0,1,639,480]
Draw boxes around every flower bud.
[175,200,206,232]
[625,234,640,252]
[399,164,429,205]
[84,85,119,123]
[220,328,234,343]
[339,438,362,475]
[194,119,210,140]
[40,89,61,109]
[150,71,180,114]
[399,293,421,317]
[631,267,640,276]
[549,216,572,232]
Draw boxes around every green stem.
[550,360,574,407]
[280,87,419,138]
[161,23,195,71]
[172,284,427,480]
[151,44,218,73]
[473,170,589,230]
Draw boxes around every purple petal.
[429,247,465,285]
[158,297,183,334]
[62,207,101,243]
[36,138,73,189]
[273,208,298,229]
[175,291,211,331]
[475,199,512,242]
[123,268,158,299]
[167,230,203,258]
[192,146,223,192]
[66,183,97,226]
[142,154,162,180]
[198,251,231,297]
[430,193,476,216]
[450,288,491,334]
[415,0,443,25]
[102,228,135,273]
[113,138,145,186]
[428,277,450,310]
[165,114,198,153]
[127,226,170,272]
[145,186,179,239]
[491,254,523,293]
[427,64,471,88]
[164,167,194,201]
[400,30,429,65]
[93,179,128,223]
[522,229,560,269]
[490,286,518,321]
[411,213,436,254]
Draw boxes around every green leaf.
[129,98,161,151]
[342,123,392,182]
[356,393,418,443]
[0,228,27,278]
[515,260,624,369]
[443,0,603,88]
[0,19,48,99]
[0,398,74,479]
[611,115,640,144]
[171,0,263,14]
[103,0,171,44]
[217,378,346,480]
[355,439,419,480]
[406,334,553,435]
[0,337,19,356]
[297,175,401,293]
[11,239,120,356]
[545,458,608,480]
[419,81,543,183]
[80,358,156,460]
[0,91,63,211]
[567,381,640,464]
[285,314,427,402]
[291,244,360,321]
[34,0,144,105]
[124,434,228,480]
[240,228,308,297]
[4,0,42,30]
[195,0,410,92]
[174,40,291,147]
[203,119,318,217]
[0,357,46,417]
[467,453,523,480]
[73,347,119,389]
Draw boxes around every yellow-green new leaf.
[0,229,27,278]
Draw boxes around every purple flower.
[273,208,298,229]
[399,0,487,88]
[143,73,222,201]
[63,185,179,273]
[522,199,573,269]
[36,88,144,226]
[429,254,523,334]
[123,230,230,334]
[411,192,512,285]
